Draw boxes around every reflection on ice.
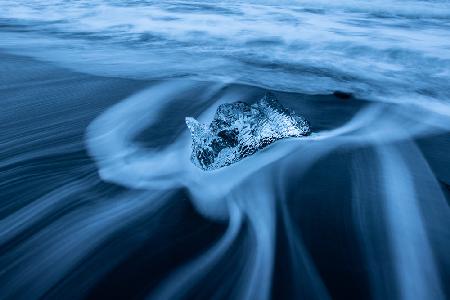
[186,93,310,170]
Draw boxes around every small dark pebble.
[333,91,353,100]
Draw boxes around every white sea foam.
[1,0,449,104]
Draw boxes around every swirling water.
[0,1,449,299]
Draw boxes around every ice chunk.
[186,93,311,170]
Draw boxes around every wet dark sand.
[1,52,449,300]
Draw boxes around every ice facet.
[186,93,311,170]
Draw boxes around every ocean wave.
[1,0,449,104]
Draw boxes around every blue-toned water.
[0,1,449,300]
[2,0,450,103]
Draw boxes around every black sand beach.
[1,51,449,299]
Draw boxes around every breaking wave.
[1,0,450,104]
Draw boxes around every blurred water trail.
[1,1,450,298]
[377,144,444,300]
[82,78,450,298]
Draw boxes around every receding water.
[0,1,449,300]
